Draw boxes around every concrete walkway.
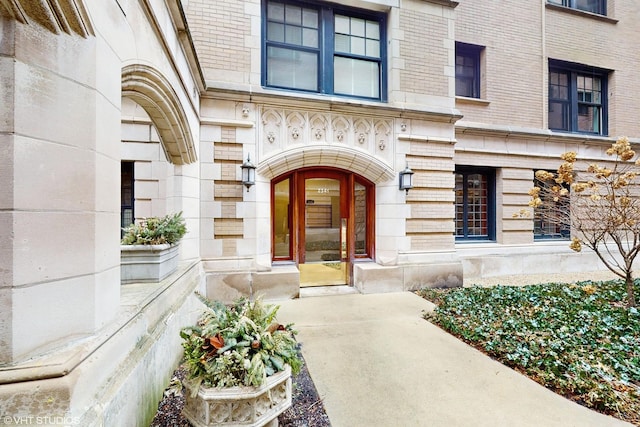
[277,292,632,427]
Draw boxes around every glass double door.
[273,169,373,288]
[299,175,348,287]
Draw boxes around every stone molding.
[204,83,463,125]
[0,261,200,384]
[122,64,198,165]
[256,143,396,184]
[0,0,94,37]
[455,121,621,145]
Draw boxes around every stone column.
[0,16,120,364]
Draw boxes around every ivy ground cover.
[419,280,640,426]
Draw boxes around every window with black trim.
[547,0,606,15]
[455,42,482,99]
[533,172,570,240]
[455,167,495,241]
[263,0,386,101]
[548,60,608,135]
[121,161,134,235]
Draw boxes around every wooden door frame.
[270,167,376,285]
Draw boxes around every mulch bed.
[150,354,331,427]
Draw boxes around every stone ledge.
[354,260,463,293]
[0,260,204,424]
[0,260,200,384]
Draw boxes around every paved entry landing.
[276,292,631,427]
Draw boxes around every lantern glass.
[241,154,256,191]
[399,164,414,193]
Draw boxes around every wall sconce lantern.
[399,163,414,194]
[241,154,256,192]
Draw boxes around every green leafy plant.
[121,212,186,245]
[419,280,640,426]
[180,293,303,393]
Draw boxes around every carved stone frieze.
[259,107,396,165]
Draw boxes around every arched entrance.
[272,168,375,287]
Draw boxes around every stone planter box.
[120,243,179,284]
[182,366,292,427]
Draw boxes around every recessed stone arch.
[121,64,197,165]
[257,145,396,184]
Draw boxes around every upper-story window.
[455,42,483,99]
[547,0,606,15]
[548,60,608,135]
[263,0,386,101]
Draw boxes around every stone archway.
[257,144,396,183]
[121,64,197,165]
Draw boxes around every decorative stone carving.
[286,111,305,144]
[375,120,392,138]
[242,104,250,117]
[332,116,350,143]
[259,109,396,168]
[374,120,392,153]
[310,113,328,141]
[182,366,292,427]
[354,118,371,146]
[400,122,407,132]
[261,109,283,146]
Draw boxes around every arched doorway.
[272,168,375,287]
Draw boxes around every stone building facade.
[1,0,638,423]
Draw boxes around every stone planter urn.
[120,243,179,284]
[182,365,292,427]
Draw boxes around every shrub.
[180,293,303,392]
[121,212,186,245]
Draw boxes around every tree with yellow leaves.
[531,137,638,308]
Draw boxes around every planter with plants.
[180,293,303,427]
[120,212,187,283]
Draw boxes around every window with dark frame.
[263,0,386,101]
[548,60,608,135]
[547,0,606,15]
[533,173,571,240]
[455,167,495,241]
[121,162,135,235]
[455,42,482,99]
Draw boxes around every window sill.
[455,96,490,106]
[455,239,497,244]
[548,129,610,139]
[545,3,618,24]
